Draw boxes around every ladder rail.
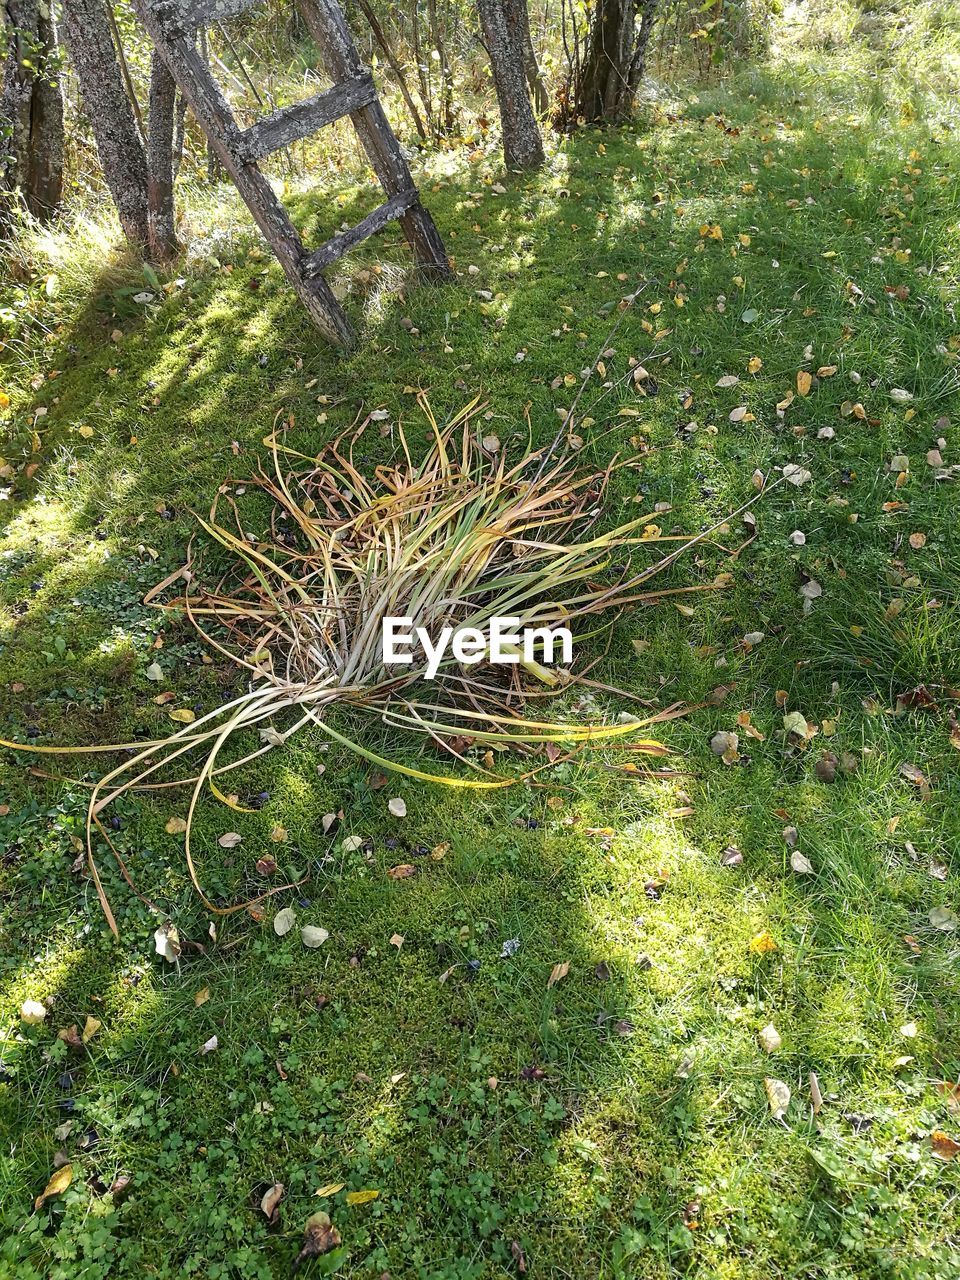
[131,0,452,345]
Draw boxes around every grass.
[2,29,960,1280]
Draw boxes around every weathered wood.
[304,189,417,273]
[235,75,376,163]
[149,0,258,35]
[132,0,452,343]
[295,0,451,280]
[133,0,354,344]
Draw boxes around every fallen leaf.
[809,1072,823,1115]
[218,832,242,848]
[81,1015,101,1044]
[194,986,210,1007]
[931,1131,960,1161]
[764,1077,791,1120]
[314,1182,346,1197]
[293,1211,341,1271]
[260,1183,284,1223]
[168,708,196,723]
[758,1023,782,1053]
[20,999,46,1025]
[791,849,814,875]
[388,797,407,818]
[387,863,416,879]
[749,931,778,955]
[345,1189,379,1206]
[783,710,810,739]
[34,1163,73,1210]
[547,960,570,988]
[200,1035,218,1055]
[274,906,296,936]
[165,816,188,835]
[389,933,404,948]
[783,463,812,486]
[154,922,181,963]
[928,906,958,932]
[301,925,329,948]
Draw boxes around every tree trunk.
[61,0,150,248]
[573,0,658,122]
[147,49,178,260]
[426,0,454,132]
[510,0,547,114]
[1,0,65,225]
[476,0,544,169]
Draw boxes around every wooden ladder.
[132,0,451,346]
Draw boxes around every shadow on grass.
[2,55,960,1278]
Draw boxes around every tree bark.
[476,0,544,169]
[1,0,64,225]
[510,0,547,114]
[61,0,150,248]
[573,0,658,122]
[147,49,178,259]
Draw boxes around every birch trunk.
[476,0,544,169]
[61,0,150,248]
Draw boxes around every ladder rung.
[150,0,259,30]
[235,75,377,163]
[304,190,419,274]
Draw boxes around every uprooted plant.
[5,393,749,933]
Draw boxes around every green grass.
[2,37,960,1280]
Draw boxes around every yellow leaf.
[749,931,778,955]
[0,390,10,410]
[35,1163,73,1210]
[169,708,196,723]
[345,1189,379,1206]
[315,1182,345,1198]
[81,1015,101,1044]
[165,816,188,834]
[747,357,762,374]
[77,425,94,439]
[796,371,812,396]
[194,987,210,1007]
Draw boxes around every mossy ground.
[2,38,960,1280]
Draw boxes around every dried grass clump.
[6,396,732,931]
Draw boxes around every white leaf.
[764,1076,791,1120]
[145,662,163,682]
[791,850,814,875]
[783,463,812,486]
[341,835,363,853]
[758,1023,782,1053]
[715,375,740,388]
[200,1035,218,1055]
[889,388,913,404]
[20,999,47,1025]
[301,925,329,948]
[388,797,407,818]
[273,906,296,937]
[154,923,181,963]
[218,832,242,848]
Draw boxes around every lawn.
[2,28,960,1280]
